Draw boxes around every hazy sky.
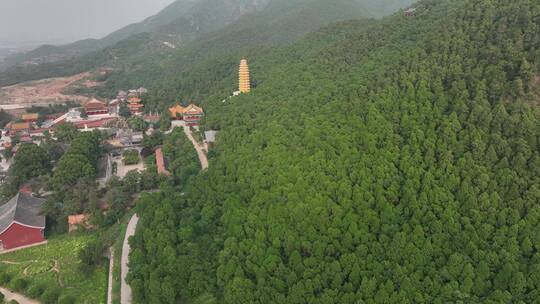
[0,0,176,45]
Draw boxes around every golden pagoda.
[239,59,251,93]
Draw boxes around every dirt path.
[0,287,40,304]
[183,126,209,170]
[121,214,139,304]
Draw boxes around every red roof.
[144,115,160,123]
[85,99,107,110]
[74,118,116,129]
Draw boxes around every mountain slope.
[0,0,415,87]
[0,0,269,74]
[85,0,391,100]
[128,0,540,303]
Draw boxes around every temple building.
[128,96,144,116]
[85,99,109,116]
[239,59,251,93]
[183,104,205,126]
[0,192,46,251]
[169,103,204,126]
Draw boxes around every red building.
[128,97,144,115]
[85,99,109,116]
[168,103,204,126]
[183,104,204,126]
[0,192,46,251]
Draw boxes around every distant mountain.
[0,0,415,87]
[0,0,270,73]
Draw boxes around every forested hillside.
[128,0,540,303]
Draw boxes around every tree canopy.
[127,0,539,303]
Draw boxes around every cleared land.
[0,234,107,303]
[0,72,92,104]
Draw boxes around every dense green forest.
[128,0,539,303]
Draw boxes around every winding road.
[119,124,208,303]
[120,214,139,304]
[183,126,209,170]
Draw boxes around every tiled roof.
[10,122,31,131]
[68,214,89,225]
[0,193,45,234]
[85,99,107,109]
[22,113,39,120]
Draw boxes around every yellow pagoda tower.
[239,59,251,93]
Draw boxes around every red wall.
[0,222,45,250]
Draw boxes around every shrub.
[41,286,61,304]
[0,272,12,284]
[122,149,140,165]
[10,300,19,304]
[78,237,105,274]
[58,294,76,304]
[10,277,26,291]
[26,283,45,298]
[0,291,4,301]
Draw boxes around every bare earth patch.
[0,72,93,105]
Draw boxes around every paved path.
[121,214,139,304]
[0,287,40,304]
[107,248,114,304]
[183,126,209,170]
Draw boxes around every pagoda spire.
[239,59,251,93]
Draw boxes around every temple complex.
[169,103,204,126]
[85,99,109,116]
[239,59,251,93]
[128,96,144,115]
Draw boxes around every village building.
[21,113,39,123]
[239,59,251,93]
[143,114,160,124]
[7,122,31,136]
[85,99,109,116]
[68,214,91,233]
[155,148,170,176]
[169,103,204,126]
[0,192,46,251]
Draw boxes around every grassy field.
[0,234,107,303]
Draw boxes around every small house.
[21,113,39,122]
[68,214,91,232]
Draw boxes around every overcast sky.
[0,0,176,46]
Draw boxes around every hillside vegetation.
[0,0,414,88]
[128,0,540,303]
